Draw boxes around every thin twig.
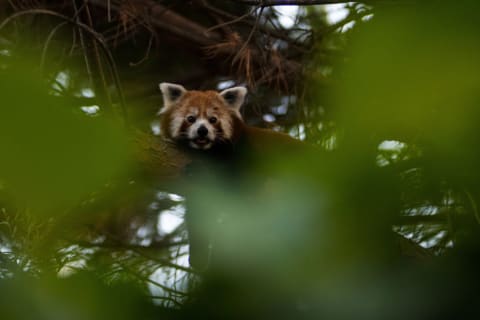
[72,0,93,88]
[107,0,111,22]
[85,3,114,113]
[121,264,188,299]
[204,8,254,34]
[464,189,480,225]
[129,32,154,66]
[232,6,264,65]
[40,21,68,71]
[200,0,309,50]
[0,8,129,125]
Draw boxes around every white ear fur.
[219,86,247,111]
[158,82,187,113]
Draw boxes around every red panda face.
[159,83,247,150]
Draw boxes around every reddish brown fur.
[161,87,303,153]
[161,90,244,143]
[159,85,308,270]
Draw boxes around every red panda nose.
[197,125,208,138]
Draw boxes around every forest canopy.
[1,0,480,319]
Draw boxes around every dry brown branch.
[132,130,191,183]
[89,0,221,46]
[0,8,129,122]
[40,21,68,70]
[198,0,310,50]
[3,0,310,93]
[87,0,303,91]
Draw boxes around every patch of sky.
[377,140,409,167]
[404,205,439,216]
[0,243,11,253]
[273,6,311,36]
[81,88,95,98]
[80,105,100,115]
[274,6,299,29]
[272,95,294,115]
[323,133,337,150]
[151,120,161,135]
[54,71,70,90]
[325,3,350,24]
[378,140,407,151]
[324,3,359,32]
[362,13,374,21]
[217,80,236,90]
[263,113,276,123]
[289,124,306,140]
[157,204,186,236]
[56,244,96,278]
[156,191,185,202]
[255,4,356,42]
[394,224,448,252]
[58,259,88,278]
[341,21,356,31]
[136,225,152,241]
[148,253,190,307]
[420,230,446,249]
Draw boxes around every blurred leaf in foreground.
[0,61,132,215]
[0,272,158,320]
[332,0,480,183]
[185,1,480,319]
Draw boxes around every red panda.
[158,82,303,157]
[158,82,306,270]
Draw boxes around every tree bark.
[132,130,191,184]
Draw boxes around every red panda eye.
[209,117,217,124]
[187,116,196,123]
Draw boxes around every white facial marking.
[188,108,199,116]
[169,110,184,138]
[157,106,168,115]
[220,117,233,139]
[188,119,215,141]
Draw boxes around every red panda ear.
[219,86,247,111]
[158,82,187,113]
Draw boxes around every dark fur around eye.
[187,115,196,123]
[209,117,217,124]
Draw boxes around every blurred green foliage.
[1,1,480,319]
[0,61,132,215]
[0,273,157,320]
[185,1,480,319]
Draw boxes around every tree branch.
[89,0,221,47]
[0,8,129,123]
